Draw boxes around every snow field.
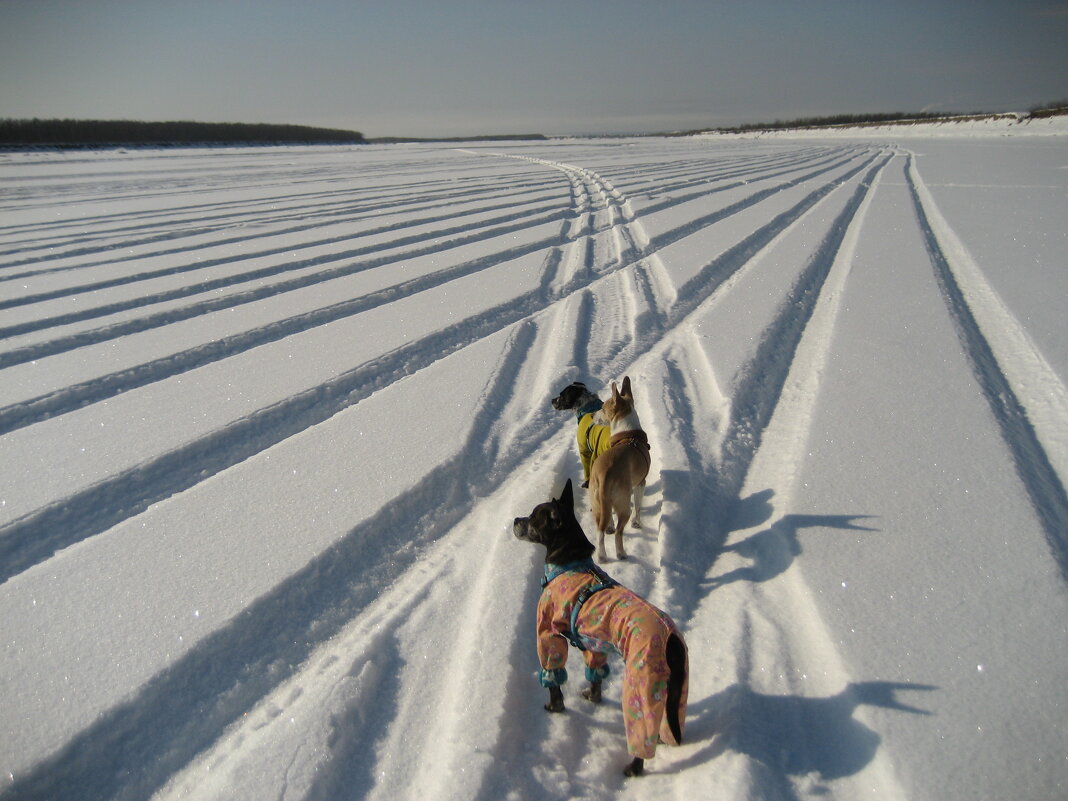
[1,131,1066,801]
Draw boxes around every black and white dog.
[551,382,611,487]
[513,479,688,777]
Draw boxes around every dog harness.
[535,560,689,759]
[542,559,619,652]
[609,429,651,454]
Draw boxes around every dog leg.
[615,509,630,560]
[623,757,645,777]
[545,686,565,713]
[631,480,645,528]
[580,680,603,704]
[597,529,608,562]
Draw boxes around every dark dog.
[513,479,688,777]
[551,381,611,487]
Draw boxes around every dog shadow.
[708,491,878,589]
[673,680,937,793]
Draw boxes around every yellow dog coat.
[576,401,612,482]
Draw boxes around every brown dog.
[588,376,650,561]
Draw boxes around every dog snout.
[513,517,528,538]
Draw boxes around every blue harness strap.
[543,559,620,651]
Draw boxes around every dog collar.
[542,559,596,587]
[575,399,603,420]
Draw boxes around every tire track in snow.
[599,152,887,381]
[0,226,565,434]
[655,155,916,801]
[0,198,565,334]
[1,151,871,434]
[642,152,893,619]
[1,320,555,801]
[0,147,850,345]
[438,148,893,797]
[905,154,1068,581]
[0,144,893,800]
[0,170,561,286]
[0,151,883,580]
[0,166,557,266]
[0,271,551,582]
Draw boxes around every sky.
[1,0,1066,138]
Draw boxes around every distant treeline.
[1028,99,1068,118]
[366,133,548,143]
[686,103,1068,136]
[0,119,364,147]
[717,111,957,133]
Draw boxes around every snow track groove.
[905,154,1068,580]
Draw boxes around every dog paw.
[545,686,565,713]
[623,757,645,777]
[581,685,602,704]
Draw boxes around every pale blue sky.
[2,0,1066,137]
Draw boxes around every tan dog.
[588,376,650,561]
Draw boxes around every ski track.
[1,139,1064,801]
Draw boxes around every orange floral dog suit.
[536,560,688,759]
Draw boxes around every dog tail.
[665,633,687,745]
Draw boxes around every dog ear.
[621,376,632,399]
[611,381,620,400]
[559,478,574,512]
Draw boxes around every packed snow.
[1,121,1066,801]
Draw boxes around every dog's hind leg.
[581,680,602,704]
[614,507,631,560]
[631,480,645,528]
[591,476,611,561]
[623,757,645,777]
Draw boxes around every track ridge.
[0,195,565,319]
[639,152,892,618]
[905,155,1068,581]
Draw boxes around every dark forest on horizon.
[0,119,365,146]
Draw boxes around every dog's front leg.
[596,530,608,562]
[580,680,602,704]
[545,686,565,713]
[623,757,645,777]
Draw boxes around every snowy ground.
[1,124,1066,801]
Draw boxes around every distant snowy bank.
[700,112,1068,140]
